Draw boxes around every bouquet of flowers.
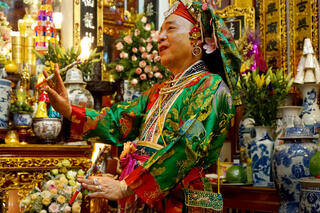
[238,68,294,127]
[34,42,101,81]
[108,15,169,91]
[20,160,85,213]
[0,11,11,61]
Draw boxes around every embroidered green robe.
[70,72,234,210]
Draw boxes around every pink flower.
[64,186,72,195]
[135,68,142,74]
[141,16,147,23]
[151,30,159,42]
[140,38,146,43]
[48,202,60,213]
[202,3,208,10]
[142,52,148,59]
[119,51,128,59]
[147,54,153,61]
[152,50,158,56]
[144,65,151,73]
[124,35,133,44]
[132,47,138,53]
[147,37,153,43]
[115,42,124,50]
[148,72,154,78]
[154,72,163,79]
[154,56,161,62]
[203,37,217,54]
[134,29,140,36]
[144,24,151,31]
[139,46,146,53]
[48,184,58,191]
[0,12,4,19]
[131,55,137,61]
[131,79,138,86]
[153,66,159,72]
[140,73,147,80]
[116,65,124,72]
[139,60,146,68]
[147,43,153,52]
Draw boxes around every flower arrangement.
[238,68,294,127]
[0,11,11,62]
[34,42,101,81]
[108,15,169,91]
[20,160,85,213]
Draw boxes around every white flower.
[152,50,158,56]
[67,170,77,180]
[40,210,47,213]
[48,202,60,213]
[132,47,138,53]
[141,16,147,23]
[41,190,52,199]
[144,65,151,73]
[131,79,138,86]
[64,186,73,195]
[144,24,151,31]
[155,72,163,79]
[124,35,133,44]
[64,206,72,213]
[72,201,81,213]
[148,72,154,78]
[115,42,124,50]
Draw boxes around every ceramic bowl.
[32,118,62,143]
[13,113,32,127]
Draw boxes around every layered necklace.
[140,60,207,145]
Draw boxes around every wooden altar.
[0,144,93,213]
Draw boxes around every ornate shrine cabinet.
[0,144,92,213]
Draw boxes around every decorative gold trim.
[73,0,81,49]
[169,0,177,6]
[216,5,255,36]
[260,0,287,72]
[97,0,104,47]
[136,141,164,150]
[289,0,319,75]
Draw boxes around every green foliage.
[34,42,101,81]
[237,68,294,127]
[107,15,169,92]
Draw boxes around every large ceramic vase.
[64,67,94,108]
[248,126,274,187]
[298,83,320,129]
[0,79,12,129]
[299,177,320,213]
[272,141,318,213]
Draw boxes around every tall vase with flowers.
[237,68,294,186]
[107,15,169,93]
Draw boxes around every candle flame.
[79,36,92,61]
[91,143,106,163]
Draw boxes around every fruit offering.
[10,101,33,114]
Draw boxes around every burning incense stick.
[35,59,82,89]
[69,144,107,205]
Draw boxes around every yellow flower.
[72,201,81,213]
[57,195,66,204]
[42,198,51,206]
[255,74,265,89]
[58,183,65,190]
[50,189,57,194]
[76,192,82,200]
[30,194,38,200]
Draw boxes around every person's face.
[158,14,195,70]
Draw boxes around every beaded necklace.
[140,60,207,145]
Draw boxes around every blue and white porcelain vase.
[298,83,320,132]
[272,142,318,213]
[0,79,12,129]
[13,113,32,127]
[248,126,274,187]
[299,177,320,213]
